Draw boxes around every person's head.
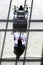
[18,38,22,47]
[20,5,22,8]
[19,5,24,10]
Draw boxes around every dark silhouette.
[19,5,24,10]
[18,38,22,47]
[41,49,43,65]
[14,38,25,59]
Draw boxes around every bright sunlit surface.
[31,0,43,20]
[0,0,10,19]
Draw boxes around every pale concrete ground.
[0,0,43,65]
[1,62,41,65]
[0,0,10,19]
[31,0,43,20]
[0,32,5,58]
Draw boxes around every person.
[13,32,27,59]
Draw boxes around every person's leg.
[14,46,17,55]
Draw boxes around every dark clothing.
[13,32,26,59]
[19,5,24,10]
[14,45,25,56]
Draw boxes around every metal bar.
[0,58,41,62]
[0,19,13,22]
[30,29,43,32]
[30,20,43,22]
[0,19,43,22]
[0,29,43,32]
[41,46,43,65]
[24,0,27,8]
[23,0,34,65]
[0,0,12,65]
[15,59,18,65]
